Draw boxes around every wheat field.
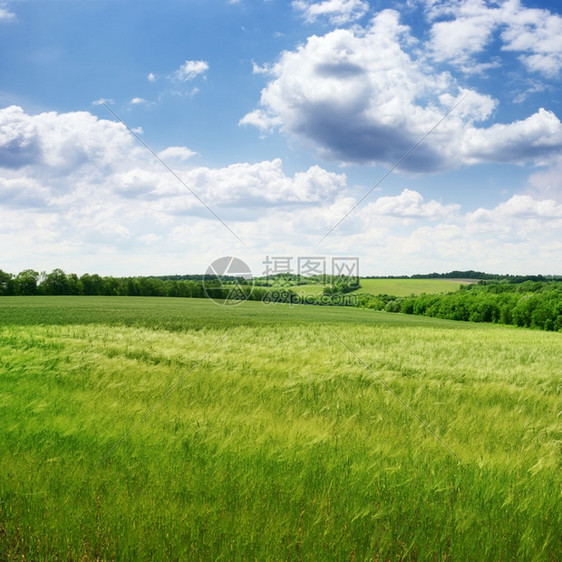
[0,297,560,559]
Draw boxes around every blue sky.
[1,0,561,276]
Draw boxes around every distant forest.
[1,268,561,331]
[369,282,562,332]
[0,269,208,299]
[370,270,562,283]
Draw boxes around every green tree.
[80,273,105,295]
[0,270,15,295]
[40,269,69,295]
[66,273,83,295]
[14,269,39,295]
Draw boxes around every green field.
[292,283,327,296]
[292,278,471,298]
[354,278,473,296]
[1,297,560,560]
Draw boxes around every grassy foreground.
[0,297,560,560]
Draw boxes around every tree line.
[376,270,562,282]
[0,269,207,298]
[1,268,560,331]
[0,268,361,300]
[368,281,562,332]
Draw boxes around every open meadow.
[352,278,474,297]
[0,296,560,560]
[292,278,471,298]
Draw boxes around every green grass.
[292,278,471,298]
[354,278,472,297]
[0,296,560,560]
[291,283,327,297]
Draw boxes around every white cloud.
[158,146,198,161]
[363,189,460,219]
[0,105,135,172]
[92,98,114,106]
[457,59,502,76]
[467,196,562,230]
[2,105,561,276]
[486,194,562,219]
[239,109,282,133]
[292,0,369,24]
[154,159,346,211]
[350,192,562,275]
[0,2,15,22]
[424,0,562,78]
[251,60,271,74]
[526,155,562,200]
[173,60,209,82]
[246,188,562,274]
[426,0,501,65]
[459,108,562,165]
[130,97,148,105]
[513,80,548,104]
[500,0,562,78]
[0,176,50,207]
[0,107,348,270]
[242,9,562,171]
[147,72,157,82]
[0,107,343,210]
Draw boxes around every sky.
[1,0,562,277]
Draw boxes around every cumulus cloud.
[0,106,345,209]
[130,97,148,105]
[426,0,502,65]
[350,192,562,274]
[470,194,562,220]
[425,0,562,78]
[2,105,560,276]
[173,60,209,82]
[147,72,157,82]
[242,9,562,171]
[0,106,41,169]
[239,109,282,133]
[0,105,135,172]
[363,189,460,219]
[0,106,351,270]
[500,0,562,77]
[460,108,562,164]
[157,146,198,161]
[292,0,369,24]
[155,159,346,212]
[243,188,562,274]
